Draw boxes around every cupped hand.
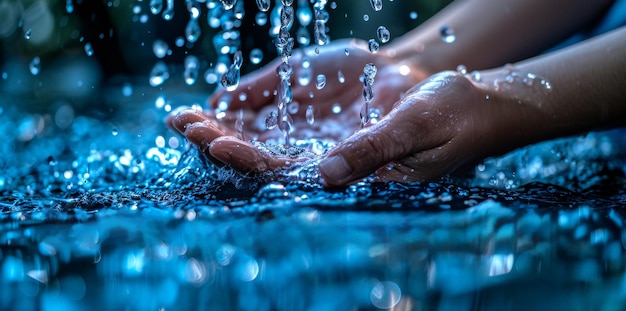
[318,71,519,186]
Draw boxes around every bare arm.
[386,0,616,73]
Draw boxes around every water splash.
[313,0,329,45]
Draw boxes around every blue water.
[1,84,626,310]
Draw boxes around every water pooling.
[2,1,626,310]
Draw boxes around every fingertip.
[171,109,208,134]
[318,154,354,186]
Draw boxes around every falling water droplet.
[440,26,456,43]
[152,39,169,58]
[162,0,174,20]
[250,48,264,64]
[377,26,390,43]
[112,128,118,136]
[256,0,270,12]
[233,50,243,69]
[84,42,94,56]
[409,11,418,20]
[369,0,382,11]
[296,3,312,26]
[306,105,314,124]
[66,0,74,13]
[368,39,379,53]
[185,18,201,43]
[255,12,268,25]
[122,83,133,97]
[24,29,32,40]
[280,5,295,30]
[29,57,41,76]
[218,0,237,10]
[149,61,170,87]
[296,26,310,45]
[184,55,200,85]
[363,14,369,22]
[277,62,293,80]
[265,111,278,130]
[221,63,241,92]
[315,74,326,89]
[150,0,163,14]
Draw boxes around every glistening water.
[3,1,626,310]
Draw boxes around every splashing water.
[313,0,329,45]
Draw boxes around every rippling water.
[1,86,626,310]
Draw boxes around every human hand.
[209,39,429,119]
[318,71,521,186]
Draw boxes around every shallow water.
[1,84,626,310]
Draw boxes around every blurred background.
[0,0,452,117]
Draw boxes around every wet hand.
[318,71,504,186]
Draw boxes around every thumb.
[318,118,413,186]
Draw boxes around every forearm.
[384,0,615,74]
[481,26,626,152]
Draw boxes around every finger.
[184,122,227,166]
[208,136,305,173]
[375,148,451,183]
[171,109,210,135]
[208,59,281,111]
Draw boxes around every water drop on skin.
[306,105,314,124]
[369,0,382,11]
[368,39,379,53]
[331,103,342,114]
[337,70,345,83]
[377,26,390,43]
[440,26,456,43]
[29,57,41,76]
[315,74,326,89]
[84,42,94,56]
[456,64,467,75]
